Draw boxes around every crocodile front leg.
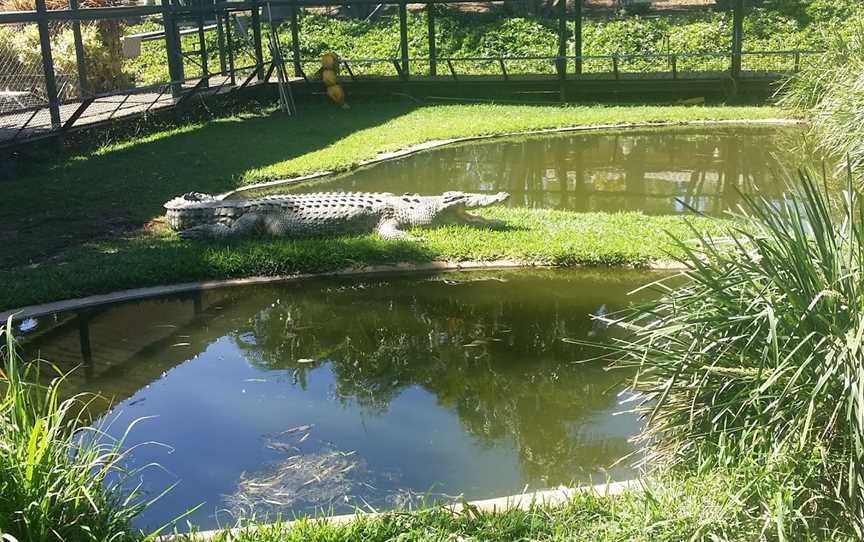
[376,219,423,241]
[178,213,262,240]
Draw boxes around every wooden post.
[398,2,409,79]
[574,0,582,75]
[161,0,185,96]
[196,0,209,85]
[69,0,89,97]
[216,8,227,75]
[290,4,302,77]
[556,0,567,79]
[731,0,743,78]
[34,0,61,129]
[251,0,265,80]
[671,54,677,79]
[427,3,436,76]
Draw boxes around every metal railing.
[0,0,823,148]
[301,50,822,82]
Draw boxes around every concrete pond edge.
[0,260,687,322]
[166,479,640,540]
[222,118,803,198]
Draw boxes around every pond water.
[242,125,811,217]
[20,269,661,532]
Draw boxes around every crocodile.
[164,191,510,241]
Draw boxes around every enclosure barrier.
[0,0,821,148]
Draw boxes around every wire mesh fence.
[0,23,49,114]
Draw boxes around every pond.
[240,125,813,217]
[19,269,661,532]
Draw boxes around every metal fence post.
[35,0,61,129]
[731,0,744,78]
[427,2,436,76]
[216,9,227,75]
[224,12,236,84]
[69,0,89,97]
[574,0,583,75]
[161,0,185,97]
[398,2,409,79]
[196,0,209,85]
[251,0,265,80]
[556,0,567,79]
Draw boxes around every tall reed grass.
[597,169,864,539]
[778,15,864,170]
[0,317,159,542]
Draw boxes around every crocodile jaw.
[445,191,510,208]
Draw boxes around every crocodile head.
[423,191,510,229]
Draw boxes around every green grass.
[2,101,786,272]
[0,101,787,311]
[175,465,853,541]
[0,208,730,311]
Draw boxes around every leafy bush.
[592,170,864,538]
[10,23,130,95]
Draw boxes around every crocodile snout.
[463,192,510,208]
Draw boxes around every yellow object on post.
[321,52,348,109]
[321,52,340,72]
[326,85,348,109]
[322,69,338,87]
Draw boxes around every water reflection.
[245,126,811,217]
[21,270,659,530]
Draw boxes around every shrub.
[10,23,130,96]
[592,170,864,538]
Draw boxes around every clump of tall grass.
[778,14,864,170]
[600,169,864,538]
[0,317,158,542]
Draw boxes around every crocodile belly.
[262,207,382,238]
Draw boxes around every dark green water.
[19,269,661,531]
[243,125,810,216]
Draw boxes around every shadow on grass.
[0,101,418,269]
[0,235,438,311]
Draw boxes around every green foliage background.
[121,4,853,86]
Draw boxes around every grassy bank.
[0,207,729,311]
[177,464,854,541]
[0,101,783,284]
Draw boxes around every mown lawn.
[0,208,728,311]
[1,101,785,309]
